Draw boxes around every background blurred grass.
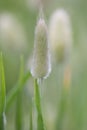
[0,0,87,130]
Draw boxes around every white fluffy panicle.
[49,9,72,63]
[31,18,51,79]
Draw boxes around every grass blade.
[55,86,70,130]
[0,53,6,114]
[6,71,31,111]
[0,53,6,130]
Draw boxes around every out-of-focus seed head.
[31,17,51,79]
[0,13,27,52]
[49,9,72,64]
[27,0,51,11]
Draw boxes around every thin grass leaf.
[29,99,33,130]
[6,71,31,111]
[19,55,24,82]
[0,53,6,114]
[0,53,6,130]
[16,55,24,130]
[55,87,69,130]
[34,79,45,130]
[0,113,5,130]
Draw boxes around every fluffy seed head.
[49,9,72,63]
[31,18,51,79]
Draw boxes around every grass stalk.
[16,56,24,130]
[29,99,33,130]
[34,79,45,130]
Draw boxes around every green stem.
[16,92,23,130]
[34,79,45,130]
[16,55,24,130]
[0,53,6,130]
[29,99,33,130]
[0,113,5,130]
